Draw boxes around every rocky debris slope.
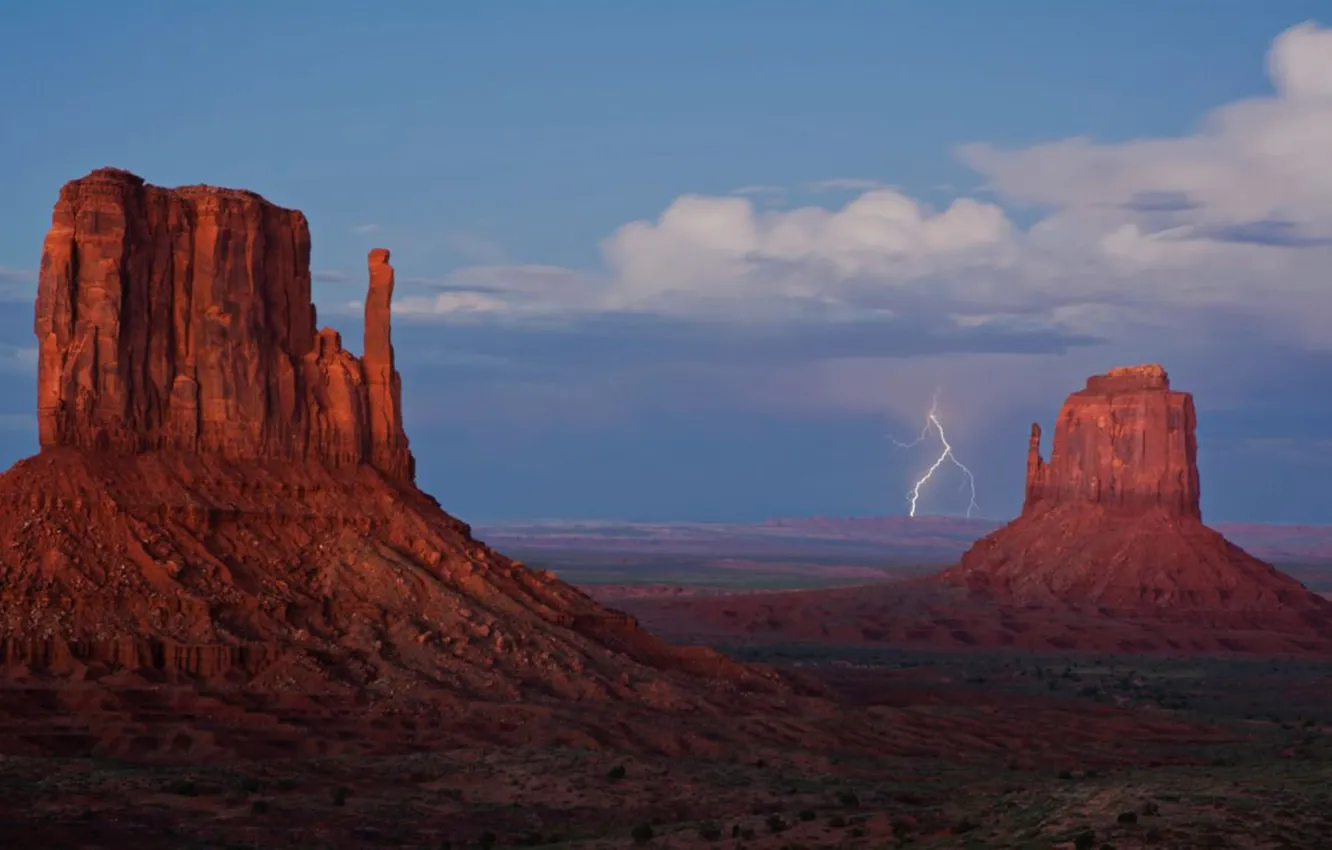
[2,168,790,712]
[939,365,1332,628]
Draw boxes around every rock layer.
[940,365,1332,625]
[35,167,414,481]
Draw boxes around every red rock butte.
[0,168,787,716]
[36,167,413,481]
[939,364,1332,630]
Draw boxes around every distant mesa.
[938,364,1332,625]
[0,168,790,753]
[612,365,1332,656]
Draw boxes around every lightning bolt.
[890,390,980,519]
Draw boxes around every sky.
[2,1,1332,524]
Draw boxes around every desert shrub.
[275,777,297,791]
[827,815,847,828]
[740,827,756,840]
[332,786,351,807]
[835,790,860,808]
[631,824,654,844]
[698,824,723,841]
[1117,811,1138,825]
[479,831,497,850]
[240,777,263,794]
[607,764,627,781]
[953,818,979,834]
[1140,800,1161,816]
[798,809,816,822]
[1058,770,1074,780]
[169,779,199,796]
[249,800,269,815]
[1073,830,1096,850]
[730,824,740,838]
[848,826,866,838]
[766,814,787,833]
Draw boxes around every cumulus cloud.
[384,22,1332,353]
[372,21,1332,428]
[600,190,1017,314]
[961,23,1332,233]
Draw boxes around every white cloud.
[599,190,1016,313]
[353,224,380,235]
[961,22,1332,235]
[383,22,1331,355]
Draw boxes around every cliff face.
[939,364,1332,619]
[1023,364,1200,518]
[34,167,413,481]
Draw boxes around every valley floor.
[3,649,1331,849]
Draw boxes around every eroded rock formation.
[0,169,789,729]
[35,167,413,481]
[940,365,1332,627]
[1023,364,1199,518]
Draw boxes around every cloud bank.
[376,22,1330,361]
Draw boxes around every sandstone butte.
[0,168,793,716]
[938,364,1332,633]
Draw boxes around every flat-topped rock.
[937,365,1332,622]
[35,168,414,481]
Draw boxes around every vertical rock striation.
[34,167,414,481]
[1023,364,1200,518]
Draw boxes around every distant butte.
[612,365,1332,656]
[938,364,1332,627]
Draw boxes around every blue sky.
[3,2,1332,523]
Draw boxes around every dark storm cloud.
[1186,219,1332,248]
[388,310,1102,380]
[1122,190,1199,213]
